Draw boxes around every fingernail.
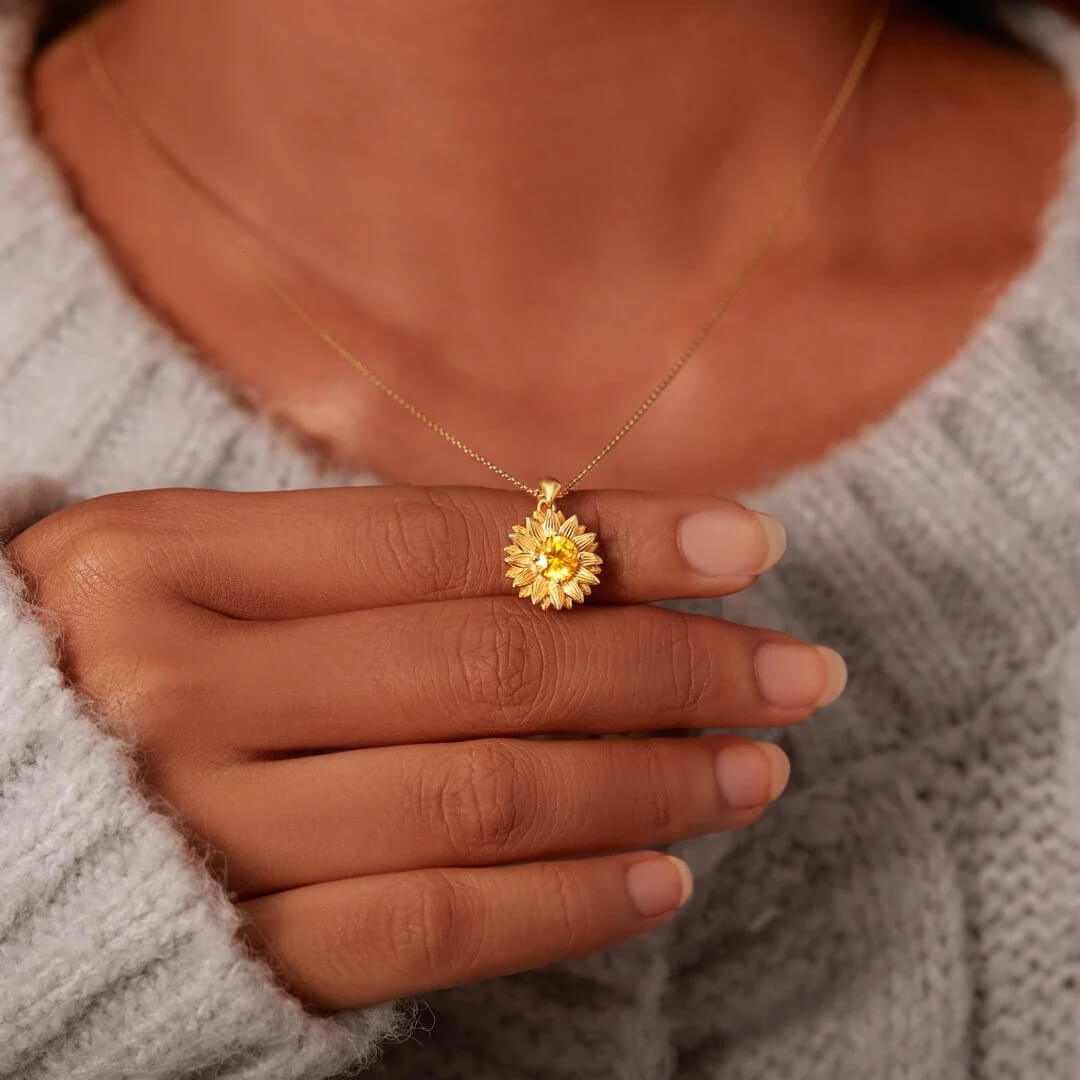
[678,506,786,577]
[626,856,694,918]
[754,643,848,709]
[715,741,790,808]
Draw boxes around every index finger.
[110,484,785,617]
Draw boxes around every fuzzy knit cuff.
[0,478,409,1080]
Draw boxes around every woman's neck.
[92,0,877,334]
[32,1,1072,492]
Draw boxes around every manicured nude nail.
[678,506,786,577]
[715,741,790,808]
[626,856,694,918]
[754,643,848,709]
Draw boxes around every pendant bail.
[537,476,562,511]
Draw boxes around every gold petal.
[519,585,534,599]
[542,510,560,535]
[577,569,600,586]
[571,532,595,550]
[559,515,579,538]
[507,553,536,568]
[548,579,564,609]
[579,552,602,567]
[527,515,546,542]
[530,576,548,603]
[540,595,552,610]
[564,579,585,604]
[511,569,535,587]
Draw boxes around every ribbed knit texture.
[2,0,1080,1077]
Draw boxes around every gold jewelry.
[505,478,603,610]
[81,4,889,611]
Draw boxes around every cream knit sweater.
[2,2,1080,1078]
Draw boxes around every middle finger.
[210,597,847,751]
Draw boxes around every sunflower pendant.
[504,478,602,611]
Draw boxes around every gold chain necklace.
[81,4,889,611]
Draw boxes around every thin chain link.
[82,3,890,500]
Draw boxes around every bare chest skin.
[31,10,1073,497]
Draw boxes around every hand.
[7,486,845,1010]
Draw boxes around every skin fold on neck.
[30,0,1074,493]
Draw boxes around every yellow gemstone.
[533,534,580,582]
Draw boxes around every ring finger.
[204,732,790,896]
